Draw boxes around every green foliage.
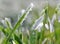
[0,3,60,44]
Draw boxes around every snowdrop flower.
[48,14,57,33]
[5,17,11,22]
[5,17,12,28]
[50,23,54,33]
[32,15,44,29]
[0,17,12,28]
[50,14,56,32]
[45,23,49,30]
[21,9,25,15]
[36,22,43,29]
[48,17,52,32]
[26,3,34,15]
[18,9,25,20]
[29,3,34,9]
[51,14,56,24]
[37,22,43,32]
[18,3,34,25]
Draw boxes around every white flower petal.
[45,24,49,29]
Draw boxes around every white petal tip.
[21,9,25,14]
[30,3,34,8]
[5,17,8,21]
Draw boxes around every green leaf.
[5,3,34,44]
[13,34,23,44]
[5,18,12,29]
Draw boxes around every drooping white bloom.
[50,14,56,32]
[30,3,34,8]
[26,3,34,15]
[32,15,44,29]
[21,9,25,15]
[48,14,56,33]
[51,14,56,24]
[5,17,12,28]
[18,3,34,25]
[1,19,7,27]
[37,22,43,32]
[36,22,43,29]
[21,3,34,24]
[0,17,12,28]
[18,9,25,20]
[45,23,49,29]
[5,17,11,22]
[50,23,54,33]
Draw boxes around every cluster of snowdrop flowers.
[0,3,34,44]
[32,8,45,30]
[32,7,49,32]
[32,6,57,33]
[48,14,56,33]
[0,3,34,30]
[18,3,34,25]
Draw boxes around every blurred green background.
[0,0,60,44]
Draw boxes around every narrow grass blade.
[5,3,34,44]
[5,18,13,29]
